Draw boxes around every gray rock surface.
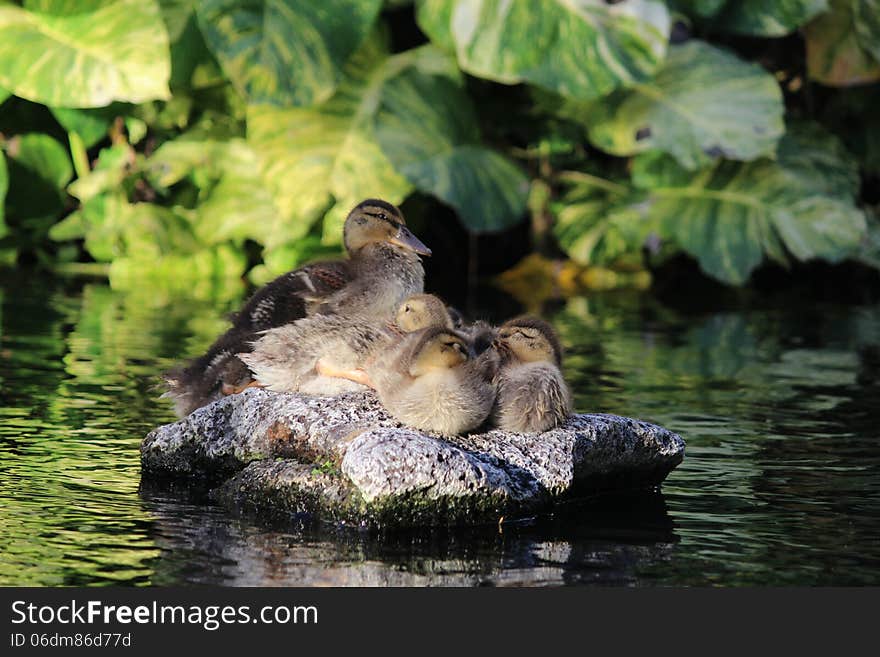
[142,387,685,526]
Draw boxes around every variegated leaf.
[556,122,866,284]
[675,0,828,36]
[416,0,670,101]
[634,123,864,284]
[374,67,528,232]
[245,38,423,248]
[582,40,784,169]
[0,0,170,107]
[804,0,880,86]
[196,0,383,107]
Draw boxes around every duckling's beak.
[390,225,432,256]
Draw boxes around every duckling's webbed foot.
[315,358,374,388]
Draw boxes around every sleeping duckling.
[238,294,453,396]
[162,199,431,417]
[491,317,572,433]
[366,328,496,436]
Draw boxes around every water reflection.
[140,485,677,586]
[1,271,879,585]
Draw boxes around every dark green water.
[2,271,879,586]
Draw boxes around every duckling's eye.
[378,213,388,221]
[404,305,411,313]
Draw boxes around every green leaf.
[67,143,134,204]
[416,0,670,101]
[804,0,880,86]
[667,0,727,18]
[4,133,72,230]
[854,0,880,63]
[554,184,652,267]
[7,133,73,190]
[631,123,865,283]
[374,66,528,232]
[581,40,784,169]
[50,105,129,149]
[0,1,171,107]
[685,0,829,36]
[556,122,866,283]
[196,0,383,106]
[246,38,419,245]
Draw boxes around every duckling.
[491,316,572,433]
[365,327,497,436]
[238,294,453,396]
[162,199,431,417]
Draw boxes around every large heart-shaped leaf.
[197,0,382,107]
[632,123,864,283]
[555,123,866,283]
[374,67,528,232]
[674,0,828,36]
[416,0,670,101]
[804,0,880,86]
[245,37,418,247]
[581,40,784,169]
[0,1,170,107]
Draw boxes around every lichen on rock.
[142,387,685,526]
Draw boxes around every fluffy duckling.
[491,317,572,433]
[162,199,431,417]
[366,327,496,436]
[238,294,453,396]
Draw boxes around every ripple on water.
[1,276,879,585]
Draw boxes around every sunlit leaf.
[196,0,382,106]
[0,1,171,107]
[245,38,424,245]
[50,105,129,149]
[67,143,134,204]
[416,0,670,101]
[581,40,784,169]
[804,0,880,86]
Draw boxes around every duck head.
[395,294,454,332]
[343,199,431,256]
[496,316,562,366]
[408,328,469,377]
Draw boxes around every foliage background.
[1,0,879,302]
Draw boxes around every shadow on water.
[2,268,879,585]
